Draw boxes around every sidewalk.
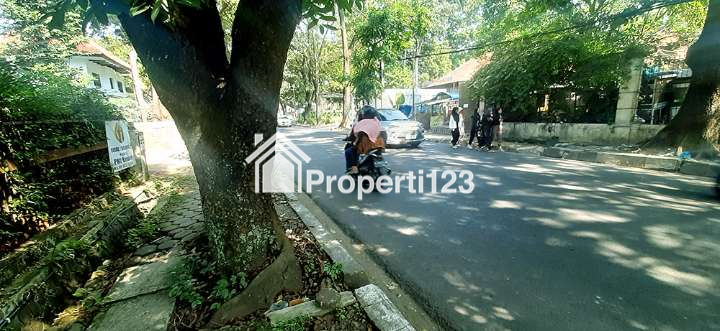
[88,185,203,331]
[424,132,720,178]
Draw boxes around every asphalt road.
[283,127,720,331]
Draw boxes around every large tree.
[645,0,720,156]
[48,0,359,281]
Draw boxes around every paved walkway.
[88,188,203,331]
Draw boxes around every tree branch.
[109,0,228,123]
[228,0,302,112]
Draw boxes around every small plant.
[322,261,343,282]
[124,218,157,249]
[273,315,310,331]
[334,306,348,321]
[44,239,92,277]
[168,262,203,308]
[209,273,248,310]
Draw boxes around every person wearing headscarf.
[448,107,464,148]
[344,105,386,174]
[491,107,504,151]
[468,108,483,149]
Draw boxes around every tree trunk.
[645,0,720,158]
[115,0,302,275]
[314,81,320,125]
[337,4,353,128]
[128,50,148,121]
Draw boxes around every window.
[92,73,101,88]
[117,81,124,93]
[109,77,114,89]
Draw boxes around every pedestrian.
[449,106,464,149]
[468,108,482,149]
[492,107,504,151]
[480,105,494,150]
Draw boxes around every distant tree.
[351,0,431,102]
[468,0,706,123]
[281,24,342,125]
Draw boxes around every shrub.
[0,59,122,254]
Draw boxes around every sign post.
[105,120,136,172]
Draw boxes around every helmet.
[359,105,378,120]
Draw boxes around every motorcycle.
[355,148,392,189]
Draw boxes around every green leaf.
[151,1,162,22]
[130,4,150,16]
[48,10,66,29]
[307,18,318,30]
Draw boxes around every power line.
[400,0,697,60]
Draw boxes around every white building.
[67,41,133,99]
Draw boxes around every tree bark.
[337,4,353,128]
[645,0,720,157]
[128,50,148,121]
[113,0,302,275]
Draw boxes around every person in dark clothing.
[468,109,482,149]
[480,105,495,150]
[449,107,463,148]
[344,105,385,173]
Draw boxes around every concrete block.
[88,291,174,331]
[541,147,563,158]
[106,254,182,303]
[596,152,646,168]
[679,160,720,178]
[643,156,679,171]
[320,240,369,289]
[563,150,598,163]
[265,291,355,326]
[288,197,369,288]
[355,285,415,331]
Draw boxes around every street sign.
[105,120,135,172]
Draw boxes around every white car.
[376,109,424,148]
[277,115,294,127]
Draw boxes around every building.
[67,41,133,98]
[422,55,491,130]
[424,56,488,95]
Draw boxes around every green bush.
[0,59,121,255]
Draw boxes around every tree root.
[206,228,303,327]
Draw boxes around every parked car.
[376,108,424,148]
[277,114,294,127]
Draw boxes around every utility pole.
[412,39,419,119]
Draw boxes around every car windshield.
[378,110,408,121]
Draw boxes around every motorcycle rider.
[344,106,386,174]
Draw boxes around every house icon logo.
[245,132,311,193]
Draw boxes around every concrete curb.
[355,285,416,331]
[283,193,417,331]
[424,135,719,179]
[285,193,369,289]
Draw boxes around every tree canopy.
[467,0,707,121]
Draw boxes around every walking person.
[467,108,482,149]
[492,107,504,151]
[480,105,494,150]
[449,106,464,149]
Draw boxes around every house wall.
[68,56,130,98]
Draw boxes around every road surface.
[283,128,720,331]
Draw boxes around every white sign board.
[105,120,136,172]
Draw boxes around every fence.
[0,120,147,255]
